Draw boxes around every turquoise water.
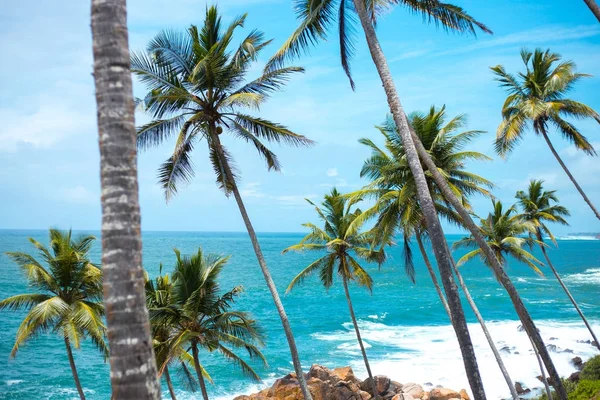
[0,230,598,399]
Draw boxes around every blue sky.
[0,0,599,235]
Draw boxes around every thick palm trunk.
[532,337,553,400]
[416,234,452,318]
[192,344,210,400]
[91,1,161,399]
[410,132,567,398]
[164,366,177,400]
[451,261,519,399]
[351,2,486,398]
[64,334,86,400]
[536,232,600,349]
[209,131,312,400]
[584,0,600,22]
[342,276,378,397]
[541,129,600,220]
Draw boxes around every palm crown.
[491,48,600,156]
[0,229,107,358]
[454,200,543,274]
[132,6,313,199]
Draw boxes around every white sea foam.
[565,268,600,285]
[557,235,599,241]
[5,379,24,386]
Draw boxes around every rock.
[549,337,558,340]
[332,367,359,384]
[569,371,580,383]
[309,365,337,384]
[499,345,511,354]
[402,383,424,399]
[392,394,415,400]
[536,375,555,387]
[563,348,574,353]
[361,376,390,396]
[515,382,530,395]
[429,388,461,400]
[359,391,372,400]
[391,381,404,393]
[572,356,583,369]
[546,344,558,352]
[459,389,470,400]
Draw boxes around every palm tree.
[583,0,600,22]
[0,230,107,400]
[91,1,161,398]
[492,48,600,220]
[516,180,600,349]
[132,8,313,398]
[355,108,519,399]
[269,3,493,397]
[283,188,386,396]
[150,248,267,400]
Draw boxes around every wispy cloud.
[320,178,352,188]
[326,168,338,177]
[240,182,266,198]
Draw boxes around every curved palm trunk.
[410,131,568,398]
[532,337,553,400]
[192,344,210,400]
[342,276,378,398]
[91,1,161,399]
[451,261,520,399]
[351,2,486,398]
[64,334,86,400]
[164,366,177,400]
[583,0,600,22]
[536,232,600,349]
[416,234,452,318]
[209,131,312,400]
[541,129,600,220]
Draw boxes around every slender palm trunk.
[451,261,520,399]
[532,337,553,400]
[536,232,600,349]
[209,130,312,400]
[416,234,452,318]
[64,334,86,400]
[91,1,161,399]
[164,366,177,400]
[583,0,600,22]
[351,2,486,398]
[541,128,600,220]
[410,130,568,398]
[192,344,210,400]
[342,275,378,397]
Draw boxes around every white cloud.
[240,182,265,198]
[320,178,352,188]
[62,186,97,205]
[326,168,338,177]
[273,194,317,206]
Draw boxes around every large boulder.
[402,383,424,399]
[515,382,530,395]
[429,388,461,400]
[361,375,391,396]
[458,389,470,400]
[332,367,360,385]
[572,356,583,369]
[309,365,338,384]
[392,394,415,400]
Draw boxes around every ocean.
[0,230,598,399]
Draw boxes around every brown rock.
[309,365,337,383]
[392,394,415,400]
[361,376,390,396]
[402,383,424,399]
[332,367,359,384]
[569,371,581,383]
[459,389,470,400]
[429,388,461,400]
[571,356,583,369]
[359,391,372,400]
[514,382,530,395]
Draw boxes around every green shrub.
[534,379,577,400]
[568,380,600,400]
[581,355,600,381]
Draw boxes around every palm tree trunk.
[451,261,520,399]
[209,129,312,400]
[583,0,600,22]
[540,128,600,220]
[351,2,486,398]
[536,232,600,349]
[532,337,553,400]
[342,275,378,398]
[192,344,210,400]
[64,334,86,400]
[164,366,177,400]
[410,130,568,398]
[91,1,161,399]
[416,234,452,318]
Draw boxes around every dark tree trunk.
[209,129,312,400]
[532,337,553,400]
[192,344,210,400]
[410,130,568,398]
[541,128,600,220]
[91,0,161,399]
[342,275,378,397]
[416,234,452,318]
[64,334,86,400]
[164,366,177,400]
[351,1,487,398]
[583,0,600,22]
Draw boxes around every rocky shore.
[234,365,471,400]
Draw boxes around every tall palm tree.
[492,48,600,220]
[355,108,519,399]
[91,0,161,398]
[0,230,107,400]
[516,180,600,349]
[583,0,600,22]
[132,8,313,398]
[150,248,267,400]
[283,188,386,397]
[269,3,493,397]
